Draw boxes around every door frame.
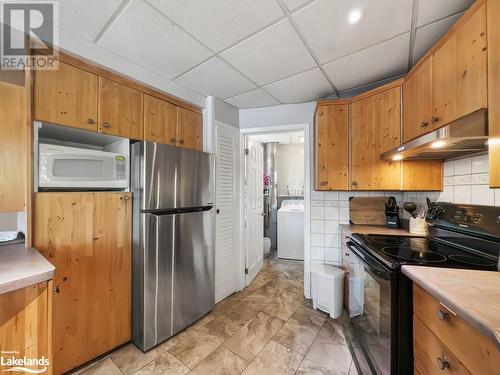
[214,120,242,300]
[239,123,311,298]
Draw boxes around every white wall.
[277,144,304,196]
[239,102,316,129]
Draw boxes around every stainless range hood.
[381,109,489,160]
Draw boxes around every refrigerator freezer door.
[132,212,174,351]
[173,209,215,334]
[134,142,215,211]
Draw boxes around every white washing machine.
[277,200,304,260]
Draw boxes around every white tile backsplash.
[471,185,495,206]
[454,158,472,175]
[444,161,454,176]
[311,206,325,220]
[325,206,339,220]
[453,185,472,204]
[471,154,489,174]
[311,220,325,234]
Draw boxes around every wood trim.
[25,68,34,247]
[47,279,53,375]
[56,51,203,114]
[406,0,487,80]
[351,78,405,101]
[316,98,352,106]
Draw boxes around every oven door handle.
[346,241,391,280]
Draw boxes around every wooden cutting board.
[349,197,388,225]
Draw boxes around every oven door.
[347,241,395,375]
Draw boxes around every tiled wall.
[310,154,499,266]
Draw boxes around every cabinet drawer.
[414,315,471,375]
[413,284,499,375]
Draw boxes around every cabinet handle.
[53,285,60,294]
[179,139,185,144]
[87,118,95,125]
[436,357,450,371]
[102,122,111,128]
[320,181,328,187]
[437,309,450,321]
[420,121,429,128]
[120,195,131,202]
[170,138,176,143]
[431,116,440,124]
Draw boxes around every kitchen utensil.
[403,202,417,218]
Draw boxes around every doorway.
[242,127,309,289]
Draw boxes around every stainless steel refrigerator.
[131,141,215,352]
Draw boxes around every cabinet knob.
[170,138,176,143]
[179,139,185,144]
[437,309,450,321]
[120,195,131,201]
[216,209,220,214]
[436,357,450,371]
[431,116,440,124]
[320,181,328,187]
[420,121,429,128]
[87,118,95,125]
[102,122,111,128]
[53,285,60,294]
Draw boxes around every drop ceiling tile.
[323,33,410,92]
[220,19,316,86]
[99,0,212,79]
[293,0,412,64]
[175,57,256,99]
[283,0,312,12]
[59,0,124,41]
[226,89,280,109]
[147,0,284,52]
[417,0,474,27]
[413,13,462,63]
[264,68,332,103]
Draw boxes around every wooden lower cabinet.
[34,192,131,374]
[413,284,500,375]
[0,282,52,375]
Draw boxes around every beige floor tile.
[157,331,191,352]
[197,315,241,344]
[190,346,249,375]
[251,279,293,298]
[184,311,218,334]
[286,279,304,295]
[263,289,304,321]
[318,318,351,346]
[111,344,165,374]
[223,293,274,324]
[273,305,326,355]
[242,340,303,375]
[134,352,189,375]
[80,358,122,375]
[168,334,220,369]
[296,335,353,375]
[214,289,253,315]
[224,311,284,361]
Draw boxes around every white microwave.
[38,143,128,189]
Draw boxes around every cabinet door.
[177,107,203,151]
[34,192,131,374]
[34,61,98,131]
[403,57,433,143]
[98,77,143,139]
[143,94,177,145]
[351,87,401,191]
[315,104,349,190]
[432,4,487,128]
[0,81,25,212]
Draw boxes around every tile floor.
[74,256,359,375]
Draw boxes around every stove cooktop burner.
[448,254,497,267]
[381,246,447,263]
[370,237,407,246]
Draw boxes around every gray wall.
[214,97,239,128]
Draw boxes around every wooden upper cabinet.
[403,57,433,143]
[432,3,487,128]
[315,103,349,191]
[351,86,402,191]
[98,77,143,139]
[144,94,177,145]
[0,81,25,212]
[34,61,98,131]
[177,107,203,151]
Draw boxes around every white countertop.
[0,242,55,294]
[402,265,500,348]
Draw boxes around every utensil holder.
[409,218,428,236]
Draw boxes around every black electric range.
[345,202,500,375]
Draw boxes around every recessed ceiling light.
[347,9,363,25]
[431,140,446,149]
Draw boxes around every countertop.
[0,242,55,295]
[339,224,425,237]
[402,265,500,348]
